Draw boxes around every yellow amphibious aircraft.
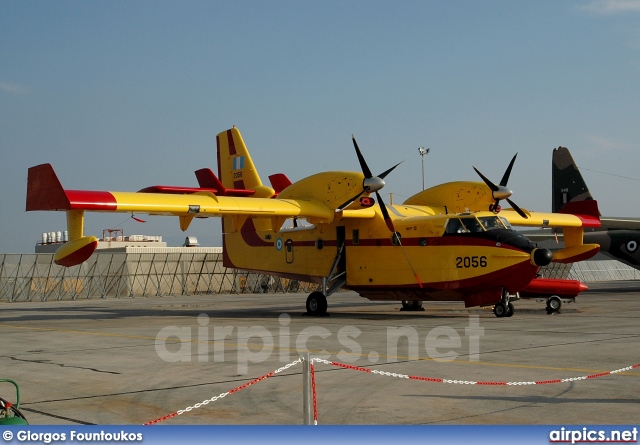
[26,127,601,317]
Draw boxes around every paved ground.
[1,282,639,425]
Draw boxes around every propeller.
[342,136,422,287]
[472,153,528,219]
[335,135,401,224]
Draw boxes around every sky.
[2,0,640,252]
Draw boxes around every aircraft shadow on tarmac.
[0,299,564,323]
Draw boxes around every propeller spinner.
[335,135,401,233]
[473,154,528,219]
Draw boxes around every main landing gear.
[493,288,515,318]
[305,238,346,317]
[401,300,424,311]
[305,292,328,316]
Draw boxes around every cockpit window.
[445,218,467,234]
[478,216,506,231]
[460,217,484,233]
[499,216,512,230]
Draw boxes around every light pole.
[418,147,430,190]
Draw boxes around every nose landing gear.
[493,288,515,318]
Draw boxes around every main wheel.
[401,300,423,311]
[547,296,562,312]
[493,302,506,318]
[306,291,327,316]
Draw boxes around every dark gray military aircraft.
[553,146,640,269]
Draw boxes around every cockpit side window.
[478,216,506,231]
[460,217,484,233]
[445,218,467,234]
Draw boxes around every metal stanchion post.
[302,353,312,425]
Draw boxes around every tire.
[306,291,327,316]
[401,300,423,311]
[547,296,562,312]
[505,302,514,317]
[493,302,506,318]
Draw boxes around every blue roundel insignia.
[275,238,283,251]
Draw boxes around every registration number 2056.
[456,256,487,268]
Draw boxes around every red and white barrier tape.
[143,357,303,425]
[311,362,318,425]
[311,358,640,386]
[143,357,639,425]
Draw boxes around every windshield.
[478,216,506,231]
[459,217,484,233]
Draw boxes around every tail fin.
[216,127,273,198]
[217,127,274,237]
[552,146,594,212]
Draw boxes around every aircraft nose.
[531,248,553,267]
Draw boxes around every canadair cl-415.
[26,127,601,317]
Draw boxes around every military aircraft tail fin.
[552,146,595,213]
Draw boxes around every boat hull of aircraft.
[223,221,542,308]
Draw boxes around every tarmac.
[1,281,639,425]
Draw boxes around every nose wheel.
[493,288,515,317]
[493,302,514,317]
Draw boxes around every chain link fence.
[1,253,636,303]
[0,253,318,302]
